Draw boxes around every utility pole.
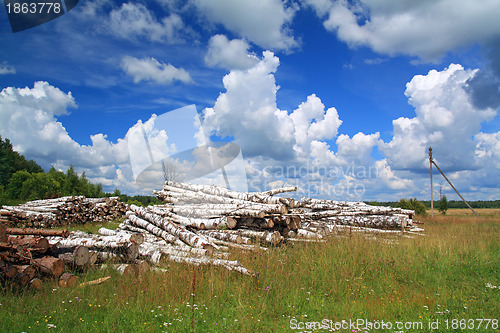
[429,147,434,217]
[428,147,480,218]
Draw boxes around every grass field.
[428,208,499,218]
[1,209,499,332]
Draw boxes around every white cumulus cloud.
[109,3,185,43]
[192,0,298,51]
[121,56,193,85]
[205,35,259,70]
[0,82,132,170]
[382,64,498,172]
[202,51,499,200]
[202,51,386,199]
[203,51,295,159]
[304,0,500,61]
[0,81,159,193]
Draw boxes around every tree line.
[368,199,499,210]
[0,136,105,204]
[0,136,161,207]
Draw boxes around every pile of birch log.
[1,225,82,289]
[0,196,127,228]
[295,197,417,238]
[106,181,420,275]
[2,182,421,281]
[1,223,152,289]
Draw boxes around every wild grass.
[1,210,498,332]
[66,219,122,235]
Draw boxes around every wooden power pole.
[428,147,480,218]
[429,147,434,217]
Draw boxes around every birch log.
[196,230,243,244]
[164,181,296,206]
[96,228,144,245]
[57,245,90,267]
[129,205,216,250]
[50,236,139,260]
[126,214,186,247]
[225,229,283,245]
[148,204,265,220]
[296,228,324,239]
[154,188,288,214]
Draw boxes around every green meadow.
[1,210,499,332]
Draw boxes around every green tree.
[0,140,107,202]
[395,198,427,215]
[89,182,104,198]
[0,185,6,205]
[0,136,43,187]
[47,167,65,197]
[438,194,448,215]
[6,170,31,199]
[63,165,80,196]
[19,172,59,201]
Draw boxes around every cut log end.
[35,256,64,277]
[29,278,43,291]
[73,245,90,266]
[59,272,78,288]
[2,265,18,279]
[227,216,237,229]
[126,243,139,261]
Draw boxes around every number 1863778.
[5,2,61,14]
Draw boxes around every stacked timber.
[0,196,127,228]
[295,198,416,235]
[1,223,153,289]
[152,181,417,235]
[0,225,77,289]
[2,182,422,280]
[108,181,420,275]
[47,228,152,277]
[120,205,256,276]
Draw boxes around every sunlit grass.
[1,211,498,332]
[66,219,122,234]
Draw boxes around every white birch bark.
[129,205,217,250]
[168,255,254,276]
[148,204,266,219]
[49,236,139,260]
[165,181,296,207]
[196,230,243,244]
[154,189,288,214]
[144,207,236,229]
[97,227,144,245]
[227,229,283,245]
[296,228,323,239]
[285,237,326,243]
[126,213,185,247]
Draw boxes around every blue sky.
[0,0,499,201]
